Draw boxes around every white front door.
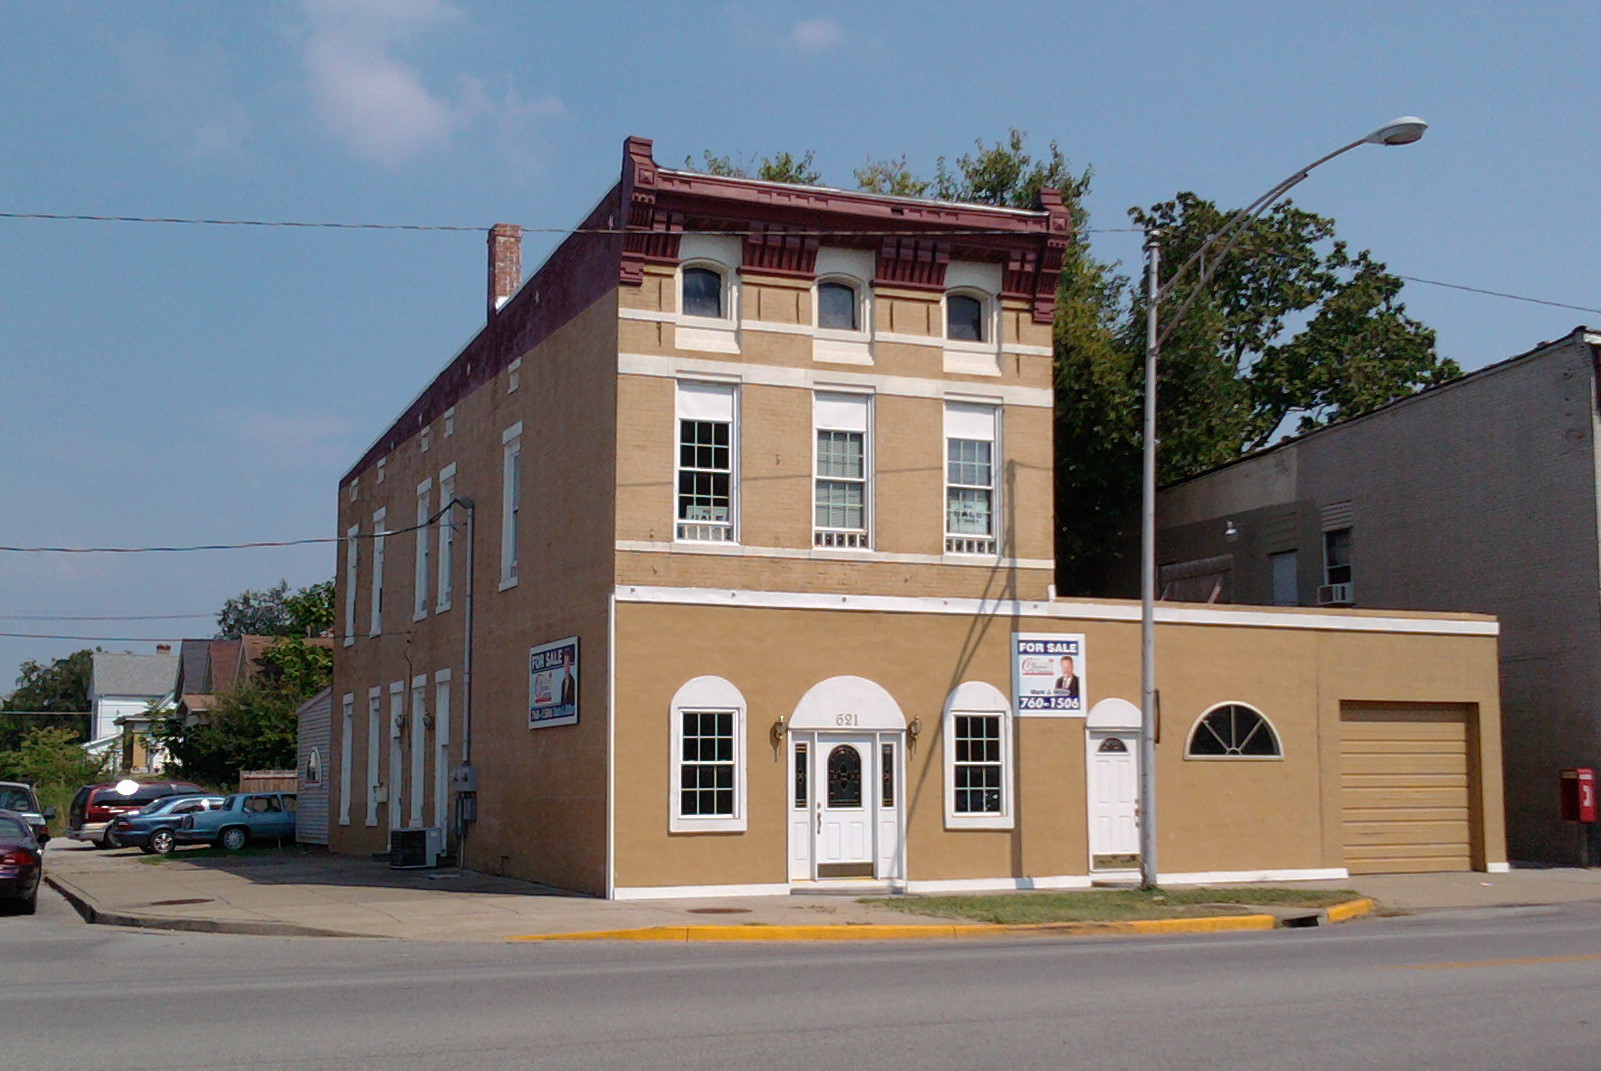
[1088,732,1140,865]
[817,735,873,874]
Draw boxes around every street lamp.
[1137,117,1427,889]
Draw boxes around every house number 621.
[835,713,858,726]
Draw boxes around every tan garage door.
[1340,705,1474,874]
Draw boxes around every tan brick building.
[328,137,1507,896]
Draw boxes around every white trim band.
[1158,868,1350,885]
[620,352,1054,409]
[612,585,1500,636]
[1484,862,1511,873]
[611,882,792,901]
[903,875,1094,894]
[617,539,1053,571]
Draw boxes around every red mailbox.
[1560,767,1597,823]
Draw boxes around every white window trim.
[812,391,873,550]
[942,681,1015,830]
[369,508,387,637]
[342,524,359,647]
[507,356,522,393]
[677,251,741,355]
[413,478,432,622]
[436,463,457,613]
[943,287,997,346]
[674,382,739,545]
[500,422,522,590]
[387,680,405,831]
[1183,701,1285,761]
[364,687,382,827]
[409,675,427,828]
[338,692,353,826]
[669,676,748,833]
[814,274,870,338]
[433,669,452,831]
[943,404,1001,556]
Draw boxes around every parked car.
[0,781,54,846]
[68,780,208,848]
[107,794,226,854]
[0,810,43,915]
[171,792,297,851]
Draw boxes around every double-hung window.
[369,508,387,636]
[413,479,432,620]
[342,523,359,646]
[943,682,1014,829]
[669,676,747,832]
[944,403,999,555]
[814,392,870,548]
[501,423,522,587]
[676,382,736,542]
[436,464,456,612]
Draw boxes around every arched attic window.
[1186,703,1283,758]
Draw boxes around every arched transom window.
[1186,703,1282,758]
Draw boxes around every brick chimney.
[488,223,523,318]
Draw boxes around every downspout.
[453,496,477,868]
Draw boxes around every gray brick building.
[1158,327,1601,865]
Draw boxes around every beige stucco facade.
[325,137,1507,898]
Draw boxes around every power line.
[1397,275,1601,316]
[0,210,1123,237]
[0,613,212,622]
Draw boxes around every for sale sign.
[1013,633,1086,716]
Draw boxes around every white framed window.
[338,692,353,826]
[944,402,999,555]
[342,523,359,646]
[500,422,522,588]
[413,478,432,621]
[436,464,456,612]
[675,382,737,543]
[387,681,405,830]
[681,265,727,319]
[369,508,387,637]
[1186,702,1283,759]
[507,357,522,393]
[443,407,455,437]
[817,279,861,331]
[348,477,360,503]
[814,392,871,549]
[408,675,427,828]
[420,426,431,454]
[942,681,1014,830]
[813,248,874,364]
[364,687,381,827]
[669,676,747,833]
[376,457,387,484]
[945,291,987,342]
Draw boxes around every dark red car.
[68,780,207,848]
[0,810,42,915]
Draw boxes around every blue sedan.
[172,792,297,851]
[107,794,225,854]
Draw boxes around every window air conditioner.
[389,826,444,869]
[1316,582,1354,606]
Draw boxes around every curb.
[509,913,1280,942]
[44,874,366,940]
[1325,897,1376,924]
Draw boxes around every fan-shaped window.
[682,266,725,318]
[1097,737,1128,754]
[818,281,858,330]
[946,293,984,341]
[1186,703,1282,758]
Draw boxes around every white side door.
[1088,733,1140,862]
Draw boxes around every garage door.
[1340,705,1474,874]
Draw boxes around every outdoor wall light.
[1224,520,1240,542]
[771,716,787,744]
[908,717,923,745]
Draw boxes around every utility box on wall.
[1560,767,1597,823]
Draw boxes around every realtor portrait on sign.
[529,637,579,728]
[1013,633,1087,715]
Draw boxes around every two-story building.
[328,137,1509,897]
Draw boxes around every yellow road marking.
[1392,953,1601,970]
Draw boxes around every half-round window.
[682,266,725,319]
[1187,703,1281,758]
[818,281,858,330]
[946,293,984,341]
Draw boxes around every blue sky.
[2,0,1597,686]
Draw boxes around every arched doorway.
[787,676,906,884]
[1085,697,1142,873]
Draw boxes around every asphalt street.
[5,883,1600,1071]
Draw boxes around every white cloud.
[792,16,846,53]
[297,0,567,166]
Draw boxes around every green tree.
[853,156,930,198]
[150,679,303,789]
[933,129,1092,215]
[216,579,334,638]
[0,725,109,788]
[1,648,95,750]
[757,150,822,185]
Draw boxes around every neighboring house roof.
[90,652,179,703]
[180,693,218,712]
[176,639,212,694]
[209,640,242,692]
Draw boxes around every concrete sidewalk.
[41,841,1601,942]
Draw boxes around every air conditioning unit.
[389,826,444,869]
[1317,582,1354,606]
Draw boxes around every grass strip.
[863,887,1360,925]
